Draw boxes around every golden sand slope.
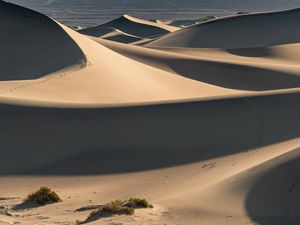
[1,2,300,225]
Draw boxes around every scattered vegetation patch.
[24,187,62,205]
[79,198,152,224]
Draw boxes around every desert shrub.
[125,198,153,208]
[86,202,134,220]
[82,198,152,223]
[24,187,62,205]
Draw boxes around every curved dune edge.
[147,8,300,48]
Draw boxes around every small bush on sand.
[24,187,62,205]
[86,202,134,220]
[124,198,153,208]
[82,198,153,223]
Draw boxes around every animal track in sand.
[201,162,217,169]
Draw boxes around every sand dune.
[99,39,300,91]
[0,13,239,105]
[77,26,144,44]
[0,1,86,81]
[1,2,300,225]
[88,29,149,44]
[147,8,300,48]
[79,14,179,40]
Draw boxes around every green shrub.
[25,187,62,205]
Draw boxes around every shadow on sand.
[0,92,300,175]
[168,59,300,91]
[246,149,300,225]
[12,202,42,211]
[226,47,273,57]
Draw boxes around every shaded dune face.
[0,1,86,81]
[246,149,300,225]
[79,15,171,38]
[78,27,116,37]
[1,92,300,174]
[147,8,300,48]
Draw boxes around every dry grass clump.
[85,200,134,222]
[81,198,152,223]
[24,187,62,205]
[124,198,153,208]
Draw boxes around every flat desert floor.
[1,1,300,225]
